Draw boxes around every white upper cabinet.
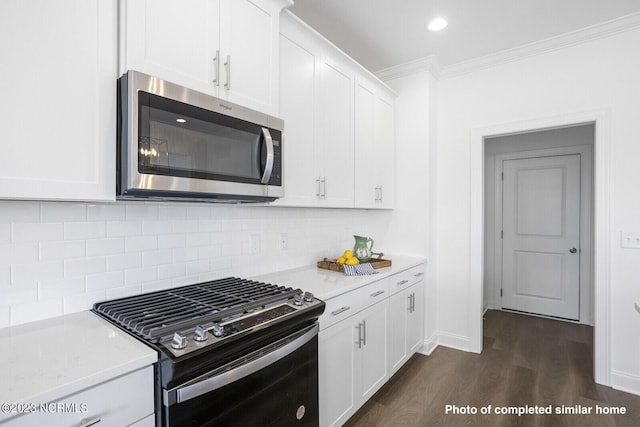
[276,13,355,208]
[120,0,290,115]
[276,11,395,209]
[354,76,395,209]
[0,0,116,202]
[316,55,355,207]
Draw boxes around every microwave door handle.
[260,127,274,184]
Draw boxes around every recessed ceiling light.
[176,118,187,123]
[427,17,448,32]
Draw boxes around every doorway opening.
[484,124,594,324]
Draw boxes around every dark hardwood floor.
[344,309,640,427]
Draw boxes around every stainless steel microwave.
[117,70,283,203]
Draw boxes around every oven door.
[163,324,319,427]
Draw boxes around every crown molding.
[375,55,441,81]
[377,11,640,82]
[440,11,640,79]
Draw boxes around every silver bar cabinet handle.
[212,50,220,86]
[224,55,231,89]
[397,279,409,286]
[79,417,101,427]
[370,290,385,298]
[331,306,350,316]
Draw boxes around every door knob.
[569,247,577,254]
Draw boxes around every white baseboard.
[419,333,439,356]
[417,331,471,356]
[611,370,640,397]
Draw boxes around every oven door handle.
[164,323,318,406]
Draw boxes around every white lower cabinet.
[319,265,425,427]
[319,299,389,427]
[4,366,154,427]
[389,280,425,376]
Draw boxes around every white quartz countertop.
[0,311,157,422]
[253,255,427,301]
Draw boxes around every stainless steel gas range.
[93,277,325,426]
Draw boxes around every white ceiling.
[288,0,640,73]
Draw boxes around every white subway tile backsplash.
[158,263,186,280]
[0,224,10,243]
[11,298,63,324]
[142,249,173,267]
[64,256,106,278]
[86,238,125,256]
[12,261,64,285]
[87,203,126,221]
[40,240,86,261]
[158,205,187,220]
[0,243,38,264]
[125,266,157,285]
[64,221,106,240]
[86,271,124,292]
[105,284,142,300]
[173,247,199,263]
[63,290,106,313]
[0,200,387,326]
[125,236,158,252]
[41,203,87,222]
[0,284,38,305]
[0,266,10,286]
[0,201,40,223]
[0,305,9,328]
[158,233,186,249]
[107,253,142,271]
[126,204,159,221]
[38,277,85,300]
[12,223,64,243]
[106,221,142,237]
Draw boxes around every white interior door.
[502,154,581,320]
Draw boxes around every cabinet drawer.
[4,366,154,427]
[389,264,426,295]
[319,278,389,330]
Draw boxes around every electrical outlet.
[250,234,261,254]
[620,231,640,249]
[280,233,288,250]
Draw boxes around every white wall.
[434,28,640,393]
[384,69,437,351]
[0,201,391,327]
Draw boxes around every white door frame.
[468,108,612,386]
[492,145,593,324]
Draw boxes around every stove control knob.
[194,325,208,342]
[304,291,314,303]
[171,332,187,350]
[293,294,303,306]
[212,324,225,338]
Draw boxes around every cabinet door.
[0,0,116,201]
[354,76,395,209]
[120,0,220,95]
[407,280,425,354]
[354,79,377,208]
[219,0,280,114]
[389,280,425,376]
[317,57,354,207]
[356,300,389,403]
[274,28,320,206]
[319,319,357,427]
[388,287,410,375]
[373,93,395,208]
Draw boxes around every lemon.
[343,250,353,259]
[345,257,359,266]
[337,256,346,265]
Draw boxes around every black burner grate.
[93,277,300,340]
